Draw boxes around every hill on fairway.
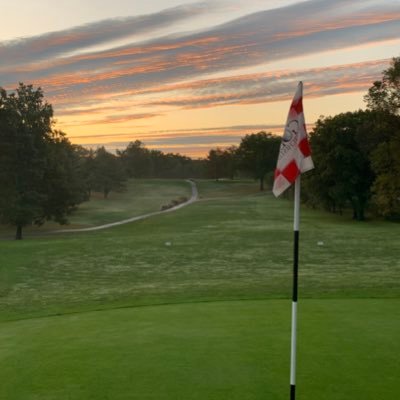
[0,179,399,399]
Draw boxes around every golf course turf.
[0,179,399,399]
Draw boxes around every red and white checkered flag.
[272,82,314,197]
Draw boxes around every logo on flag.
[272,82,314,197]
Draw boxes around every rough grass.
[68,179,191,226]
[0,180,399,321]
[0,179,191,237]
[0,179,399,399]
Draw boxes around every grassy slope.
[1,180,399,320]
[0,179,191,237]
[68,179,191,226]
[0,179,399,399]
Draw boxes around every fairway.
[0,180,399,399]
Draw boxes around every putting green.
[0,299,398,399]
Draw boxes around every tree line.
[0,56,399,238]
[303,57,400,220]
[0,85,210,239]
[0,84,254,239]
[205,57,400,221]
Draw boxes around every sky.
[1,0,399,157]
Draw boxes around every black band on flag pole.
[293,230,299,302]
[291,230,299,400]
[291,384,296,400]
[290,177,301,400]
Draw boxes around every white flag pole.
[290,175,301,400]
[272,81,313,399]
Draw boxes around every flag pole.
[290,175,301,400]
[272,81,313,399]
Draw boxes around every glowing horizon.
[1,0,399,157]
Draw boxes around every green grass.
[0,179,399,399]
[1,180,398,320]
[0,179,191,237]
[68,179,191,226]
[0,299,398,399]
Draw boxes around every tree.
[364,57,400,218]
[206,147,238,180]
[365,112,400,218]
[237,132,280,190]
[305,111,375,220]
[117,140,208,179]
[73,146,96,199]
[0,83,86,239]
[42,132,88,222]
[370,133,400,217]
[365,56,400,114]
[92,147,126,198]
[222,146,238,180]
[118,140,152,178]
[149,151,192,178]
[207,148,225,180]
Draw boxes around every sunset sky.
[1,0,399,157]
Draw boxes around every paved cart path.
[54,180,198,233]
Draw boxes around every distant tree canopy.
[118,140,152,178]
[365,57,400,114]
[237,132,281,191]
[117,140,206,179]
[92,146,126,198]
[0,84,87,239]
[304,111,375,220]
[206,146,238,181]
[370,126,400,217]
[364,56,400,217]
[205,134,281,188]
[304,56,400,220]
[304,110,400,220]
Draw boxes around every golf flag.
[273,82,313,197]
[272,82,314,400]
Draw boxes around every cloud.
[61,112,160,127]
[140,59,389,109]
[67,123,293,159]
[1,0,398,158]
[55,58,389,119]
[1,0,399,104]
[70,124,283,141]
[0,2,217,67]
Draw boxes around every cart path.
[54,179,198,233]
